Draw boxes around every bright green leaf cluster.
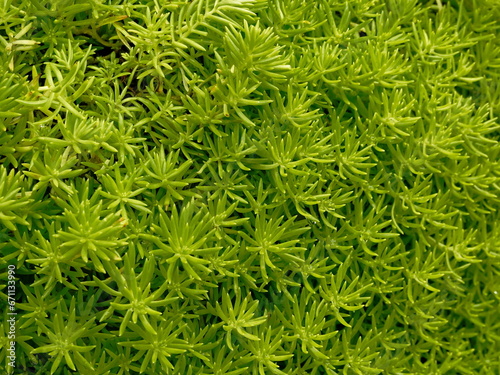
[1,0,500,374]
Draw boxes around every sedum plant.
[1,0,500,374]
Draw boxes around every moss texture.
[1,0,500,374]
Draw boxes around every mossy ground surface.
[1,0,500,374]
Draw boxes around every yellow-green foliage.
[1,0,499,374]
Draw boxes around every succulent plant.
[1,0,499,374]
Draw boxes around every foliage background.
[0,0,499,373]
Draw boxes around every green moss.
[1,0,500,373]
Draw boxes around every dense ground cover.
[1,0,499,373]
